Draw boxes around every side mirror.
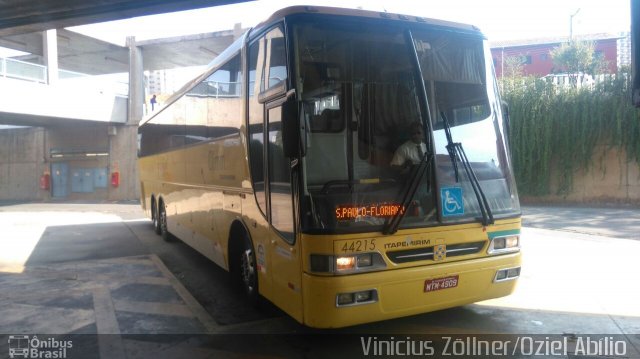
[282,92,301,158]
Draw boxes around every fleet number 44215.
[336,239,376,253]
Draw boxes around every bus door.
[262,26,303,320]
[266,102,302,320]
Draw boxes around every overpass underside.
[0,2,243,202]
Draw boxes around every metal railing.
[0,57,46,83]
[1,56,129,96]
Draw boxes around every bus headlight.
[488,235,520,255]
[336,256,356,270]
[310,253,386,274]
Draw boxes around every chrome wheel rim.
[240,248,256,294]
[160,209,167,233]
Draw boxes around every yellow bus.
[138,6,522,328]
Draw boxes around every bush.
[502,74,640,196]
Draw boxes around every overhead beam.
[0,0,251,36]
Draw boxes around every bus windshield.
[294,19,520,233]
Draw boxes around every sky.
[66,0,631,46]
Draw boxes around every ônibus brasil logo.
[8,335,72,358]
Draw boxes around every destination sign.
[335,204,405,220]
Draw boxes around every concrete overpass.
[0,0,250,37]
[0,25,243,127]
[0,26,242,75]
[0,3,246,201]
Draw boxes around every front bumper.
[302,252,521,328]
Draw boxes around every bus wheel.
[159,204,173,242]
[152,200,161,235]
[240,235,259,304]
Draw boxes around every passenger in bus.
[390,121,427,169]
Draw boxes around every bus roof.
[251,5,483,38]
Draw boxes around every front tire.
[239,235,259,305]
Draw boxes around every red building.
[490,34,622,78]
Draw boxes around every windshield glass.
[414,31,520,223]
[293,18,519,233]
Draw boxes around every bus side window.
[258,27,288,103]
[263,27,287,91]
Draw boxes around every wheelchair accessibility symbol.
[441,187,464,216]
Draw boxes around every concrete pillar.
[117,36,144,201]
[127,36,144,125]
[43,29,58,85]
[233,23,243,40]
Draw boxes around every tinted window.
[248,39,267,215]
[139,54,243,156]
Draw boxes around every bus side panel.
[139,149,224,267]
[137,157,154,220]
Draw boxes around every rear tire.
[158,203,174,242]
[152,200,161,235]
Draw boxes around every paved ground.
[1,202,639,358]
[522,205,640,240]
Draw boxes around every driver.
[390,121,427,168]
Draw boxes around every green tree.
[501,56,526,92]
[550,40,609,87]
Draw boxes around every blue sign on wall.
[441,186,464,216]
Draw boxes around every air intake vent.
[387,241,486,264]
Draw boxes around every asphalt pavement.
[1,201,639,358]
[522,205,640,240]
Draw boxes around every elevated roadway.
[0,25,242,126]
[0,0,250,37]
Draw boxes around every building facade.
[490,33,627,78]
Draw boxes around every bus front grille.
[386,241,486,264]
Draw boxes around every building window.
[522,55,532,65]
[540,53,548,61]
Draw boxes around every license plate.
[424,275,459,293]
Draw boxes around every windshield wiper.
[384,29,434,235]
[383,151,432,235]
[441,111,494,226]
